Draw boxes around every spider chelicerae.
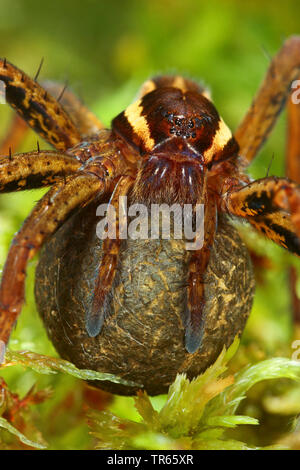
[0,36,300,361]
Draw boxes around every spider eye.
[164,114,212,140]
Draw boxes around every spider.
[0,36,300,363]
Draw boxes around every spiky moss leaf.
[156,337,239,438]
[2,349,142,388]
[134,390,160,430]
[88,411,147,450]
[205,415,259,428]
[0,416,47,449]
[204,357,300,420]
[89,338,300,450]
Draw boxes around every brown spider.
[0,37,300,362]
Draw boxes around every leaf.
[87,339,300,450]
[204,357,300,420]
[204,415,259,428]
[88,411,146,450]
[157,338,239,438]
[134,391,160,430]
[2,350,142,388]
[0,416,47,449]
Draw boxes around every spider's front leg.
[0,150,81,192]
[0,80,104,156]
[185,195,217,353]
[222,177,300,256]
[41,81,104,138]
[0,155,118,362]
[86,175,135,337]
[0,59,82,150]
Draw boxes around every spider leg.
[286,85,300,323]
[0,81,104,156]
[0,150,81,192]
[41,81,104,137]
[0,59,81,150]
[0,155,116,357]
[185,195,217,353]
[86,175,134,337]
[235,36,300,164]
[222,177,300,256]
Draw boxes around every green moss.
[87,339,300,450]
[0,0,300,450]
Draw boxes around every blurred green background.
[0,0,300,450]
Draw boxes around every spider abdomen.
[35,199,255,395]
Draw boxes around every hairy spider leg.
[0,155,118,360]
[286,87,300,323]
[231,36,300,325]
[0,59,81,150]
[235,36,300,165]
[86,175,135,337]
[0,150,81,192]
[0,81,104,156]
[41,81,104,137]
[222,177,300,256]
[185,194,217,353]
[0,56,135,355]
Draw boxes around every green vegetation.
[0,0,300,450]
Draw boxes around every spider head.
[112,85,239,167]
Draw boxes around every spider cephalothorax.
[113,79,238,163]
[114,79,239,211]
[0,38,300,381]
